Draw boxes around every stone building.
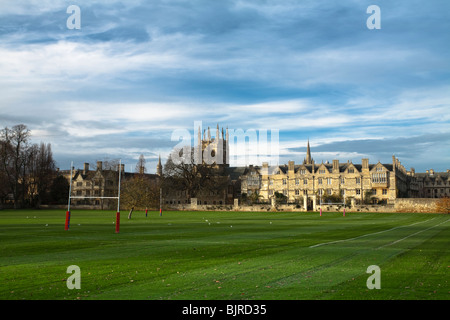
[240,141,411,205]
[61,161,159,209]
[162,125,240,206]
[408,168,450,198]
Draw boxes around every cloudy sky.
[1,0,449,173]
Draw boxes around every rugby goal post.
[65,160,122,233]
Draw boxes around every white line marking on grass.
[377,218,449,249]
[309,218,438,249]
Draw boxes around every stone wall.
[40,198,444,213]
[394,198,441,213]
[163,198,444,213]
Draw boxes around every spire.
[304,139,312,165]
[207,126,211,141]
[216,124,219,141]
[156,154,162,176]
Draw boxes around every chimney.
[97,161,103,171]
[83,163,89,175]
[262,162,269,175]
[288,160,295,171]
[332,159,339,173]
[362,158,369,170]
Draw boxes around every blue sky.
[0,0,449,173]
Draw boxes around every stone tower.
[197,124,229,167]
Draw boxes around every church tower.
[156,154,162,176]
[303,139,313,165]
[196,124,228,167]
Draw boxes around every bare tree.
[121,174,159,219]
[162,147,228,201]
[0,124,30,208]
[135,154,146,175]
[27,142,56,207]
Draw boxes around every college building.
[60,127,449,210]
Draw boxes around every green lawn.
[0,209,448,300]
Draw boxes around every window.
[300,169,306,175]
[318,178,323,185]
[77,182,82,187]
[371,173,387,183]
[319,169,326,174]
[303,179,308,185]
[356,177,361,184]
[295,179,299,185]
[303,190,308,195]
[356,189,361,195]
[348,168,354,173]
[382,189,388,195]
[340,178,345,184]
[295,189,300,195]
[327,189,332,195]
[318,189,323,196]
[282,179,287,185]
[327,178,332,185]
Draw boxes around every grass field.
[0,209,448,300]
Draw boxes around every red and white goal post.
[65,160,122,233]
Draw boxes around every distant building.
[240,142,413,205]
[61,161,159,209]
[61,135,448,210]
[408,168,450,198]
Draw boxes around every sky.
[0,0,449,173]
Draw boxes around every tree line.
[0,124,230,211]
[0,124,66,208]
